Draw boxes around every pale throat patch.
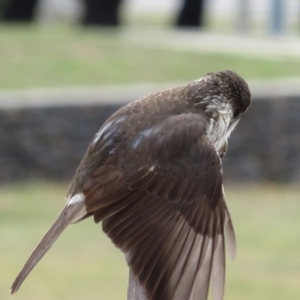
[205,102,236,152]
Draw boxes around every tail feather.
[10,201,86,294]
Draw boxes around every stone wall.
[1,83,300,183]
[0,104,121,181]
[224,96,300,182]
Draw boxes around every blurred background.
[1,0,300,299]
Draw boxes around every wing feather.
[81,114,236,300]
[11,95,238,300]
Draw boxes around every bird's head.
[202,70,251,120]
[188,70,251,153]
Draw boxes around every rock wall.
[224,96,300,182]
[1,87,300,183]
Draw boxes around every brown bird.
[11,70,251,300]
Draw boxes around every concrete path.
[123,28,300,59]
[1,77,300,109]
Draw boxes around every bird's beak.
[229,117,240,132]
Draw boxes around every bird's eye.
[233,111,239,119]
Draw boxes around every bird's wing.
[83,113,236,300]
[11,113,236,300]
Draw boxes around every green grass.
[0,182,127,300]
[1,24,300,90]
[1,182,300,300]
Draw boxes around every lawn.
[1,25,300,90]
[1,182,300,300]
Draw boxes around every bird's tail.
[10,200,86,294]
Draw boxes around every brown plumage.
[11,70,251,300]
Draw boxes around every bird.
[11,70,251,300]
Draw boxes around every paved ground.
[1,77,300,109]
[123,28,300,59]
